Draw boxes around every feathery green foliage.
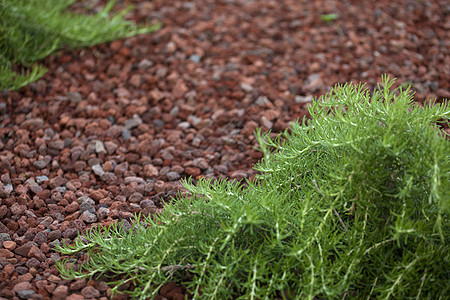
[0,0,160,91]
[55,76,449,299]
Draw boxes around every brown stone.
[28,245,46,261]
[81,286,100,299]
[12,281,32,293]
[66,294,85,300]
[69,279,87,291]
[64,202,80,214]
[52,285,68,300]
[185,167,201,177]
[90,189,108,202]
[172,79,188,98]
[36,189,51,200]
[2,240,16,251]
[241,120,259,136]
[14,242,36,257]
[0,249,14,258]
[143,164,159,177]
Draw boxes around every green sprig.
[56,76,449,299]
[0,0,160,91]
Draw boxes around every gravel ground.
[0,0,449,299]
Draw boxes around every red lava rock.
[14,242,35,257]
[0,249,14,258]
[81,286,100,298]
[48,230,61,241]
[129,74,142,88]
[153,180,165,193]
[48,275,62,284]
[185,167,201,177]
[118,211,133,220]
[12,281,32,293]
[124,176,145,185]
[18,273,33,283]
[69,279,87,291]
[2,264,15,277]
[241,120,259,136]
[73,161,87,172]
[0,205,7,218]
[143,164,159,177]
[0,288,14,299]
[128,192,144,203]
[62,228,78,240]
[172,79,188,99]
[40,242,50,254]
[44,283,56,294]
[80,211,98,223]
[6,220,18,231]
[0,222,9,233]
[52,285,69,300]
[167,286,183,299]
[10,203,27,215]
[28,245,46,261]
[33,231,47,245]
[26,257,41,269]
[64,202,80,214]
[90,190,108,202]
[66,179,82,191]
[159,282,177,297]
[66,294,85,300]
[48,176,67,188]
[140,199,155,208]
[2,240,16,251]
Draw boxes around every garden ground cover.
[0,0,449,299]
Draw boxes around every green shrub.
[55,76,449,299]
[0,0,159,91]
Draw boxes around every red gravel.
[1,0,449,299]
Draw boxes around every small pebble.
[97,207,110,220]
[121,129,131,140]
[94,140,107,155]
[67,92,82,103]
[80,211,97,223]
[35,175,48,184]
[294,95,313,103]
[189,54,202,63]
[33,160,47,169]
[124,114,142,130]
[92,164,105,176]
[0,233,11,241]
[154,180,165,193]
[79,202,96,214]
[166,171,181,181]
[240,83,253,92]
[17,289,35,299]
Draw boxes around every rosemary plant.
[0,0,159,91]
[55,76,449,299]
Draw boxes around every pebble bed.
[0,0,449,299]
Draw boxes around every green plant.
[320,13,339,22]
[0,0,160,91]
[55,76,449,299]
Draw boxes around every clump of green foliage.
[0,0,159,91]
[55,76,449,299]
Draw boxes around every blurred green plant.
[320,13,339,22]
[0,0,160,91]
[55,76,449,299]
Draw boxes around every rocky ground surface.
[0,0,449,299]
